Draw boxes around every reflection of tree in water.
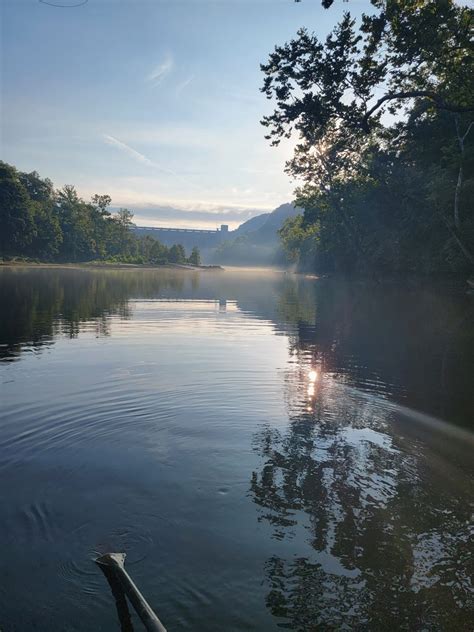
[3,268,473,628]
[0,267,189,361]
[5,268,472,424]
[277,279,474,428]
[251,369,473,630]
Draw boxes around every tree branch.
[362,91,474,131]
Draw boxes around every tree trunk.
[332,196,373,275]
[438,208,474,267]
[453,116,473,231]
[454,160,462,231]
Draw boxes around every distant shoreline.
[0,261,224,272]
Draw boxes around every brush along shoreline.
[0,260,224,271]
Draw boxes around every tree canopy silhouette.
[262,1,474,276]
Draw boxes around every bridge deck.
[136,226,220,235]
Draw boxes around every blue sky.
[2,0,367,228]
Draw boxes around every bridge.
[135,224,229,235]
[132,224,230,251]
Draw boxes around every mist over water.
[0,267,473,631]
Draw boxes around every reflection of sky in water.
[1,268,473,631]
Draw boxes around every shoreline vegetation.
[266,2,473,280]
[0,259,223,271]
[0,161,205,270]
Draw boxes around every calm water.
[0,266,473,631]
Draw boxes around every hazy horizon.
[112,200,277,231]
[1,0,367,229]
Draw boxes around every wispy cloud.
[105,123,216,149]
[147,55,173,86]
[103,135,209,193]
[103,134,157,167]
[103,134,178,178]
[176,74,195,95]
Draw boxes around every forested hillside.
[213,203,300,265]
[0,162,200,266]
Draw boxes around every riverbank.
[0,260,224,272]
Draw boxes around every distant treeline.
[0,162,201,266]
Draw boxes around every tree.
[188,246,201,266]
[88,194,113,259]
[112,208,135,257]
[18,170,54,203]
[0,162,35,257]
[115,207,134,228]
[149,238,169,265]
[16,169,62,259]
[29,199,63,260]
[261,1,474,275]
[279,215,319,269]
[168,243,186,264]
[91,194,112,216]
[263,3,473,141]
[0,162,181,265]
[56,185,95,261]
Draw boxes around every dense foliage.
[0,162,200,266]
[262,0,474,276]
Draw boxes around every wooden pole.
[96,553,167,632]
[97,558,134,632]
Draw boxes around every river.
[0,266,473,631]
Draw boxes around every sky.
[1,0,368,229]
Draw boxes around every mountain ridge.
[212,203,301,265]
[131,202,300,265]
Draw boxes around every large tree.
[262,1,473,172]
[262,1,474,273]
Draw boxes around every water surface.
[0,266,473,631]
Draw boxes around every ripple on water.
[19,499,57,544]
[0,361,276,473]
